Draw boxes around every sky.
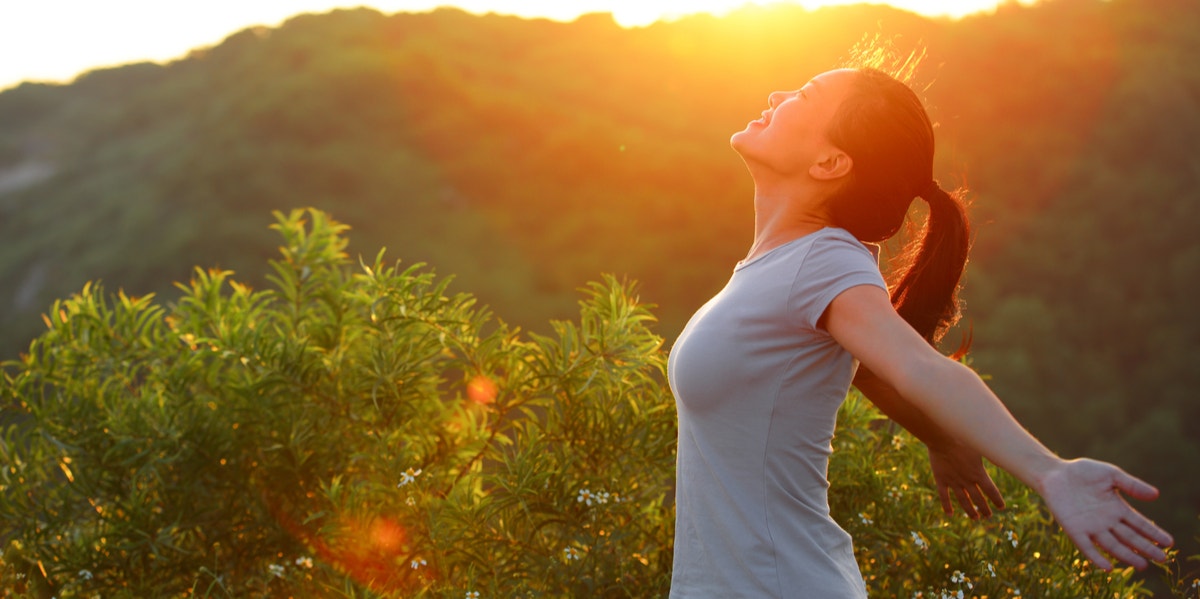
[0,0,1031,91]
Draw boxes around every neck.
[745,174,832,262]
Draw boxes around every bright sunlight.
[0,0,1033,90]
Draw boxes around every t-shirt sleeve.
[788,230,888,331]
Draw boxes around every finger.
[953,487,979,519]
[937,485,954,516]
[980,476,1006,511]
[1123,512,1175,550]
[1094,529,1149,571]
[964,484,992,519]
[1068,530,1113,572]
[1113,522,1168,564]
[1113,470,1159,502]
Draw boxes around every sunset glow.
[0,0,1033,90]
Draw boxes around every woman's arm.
[826,284,1173,570]
[854,367,1005,519]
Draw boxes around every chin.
[730,120,764,150]
[730,139,762,166]
[730,128,751,152]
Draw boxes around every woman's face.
[730,68,858,177]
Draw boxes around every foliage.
[2,5,1199,550]
[3,210,1193,597]
[0,209,675,597]
[0,1,1196,506]
[832,395,1190,598]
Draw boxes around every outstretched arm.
[826,284,1173,571]
[854,367,1005,519]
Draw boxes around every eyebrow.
[798,79,819,98]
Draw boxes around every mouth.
[754,110,772,126]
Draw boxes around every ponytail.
[825,68,973,353]
[890,182,971,350]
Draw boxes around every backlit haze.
[0,0,1033,91]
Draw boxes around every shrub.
[0,209,1188,598]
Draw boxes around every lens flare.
[467,374,498,405]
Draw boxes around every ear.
[809,149,853,181]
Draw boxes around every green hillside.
[0,0,1197,558]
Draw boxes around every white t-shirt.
[668,227,887,598]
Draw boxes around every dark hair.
[825,67,971,348]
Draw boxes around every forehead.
[806,68,858,92]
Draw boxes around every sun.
[785,0,1032,19]
[420,0,1034,27]
[0,0,1030,90]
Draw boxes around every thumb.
[1113,469,1159,502]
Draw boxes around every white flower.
[985,562,997,578]
[398,467,423,487]
[268,563,285,578]
[950,570,972,589]
[564,547,581,561]
[465,592,480,599]
[78,569,93,581]
[1005,530,1018,547]
[406,496,416,506]
[858,512,873,525]
[577,488,616,507]
[577,488,594,506]
[910,531,928,550]
[411,558,427,569]
[294,556,313,569]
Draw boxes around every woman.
[666,66,1173,598]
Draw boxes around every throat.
[744,222,825,263]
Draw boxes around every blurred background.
[1,0,1196,563]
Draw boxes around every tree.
[3,209,1187,598]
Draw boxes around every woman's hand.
[1038,458,1173,571]
[927,440,1006,519]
